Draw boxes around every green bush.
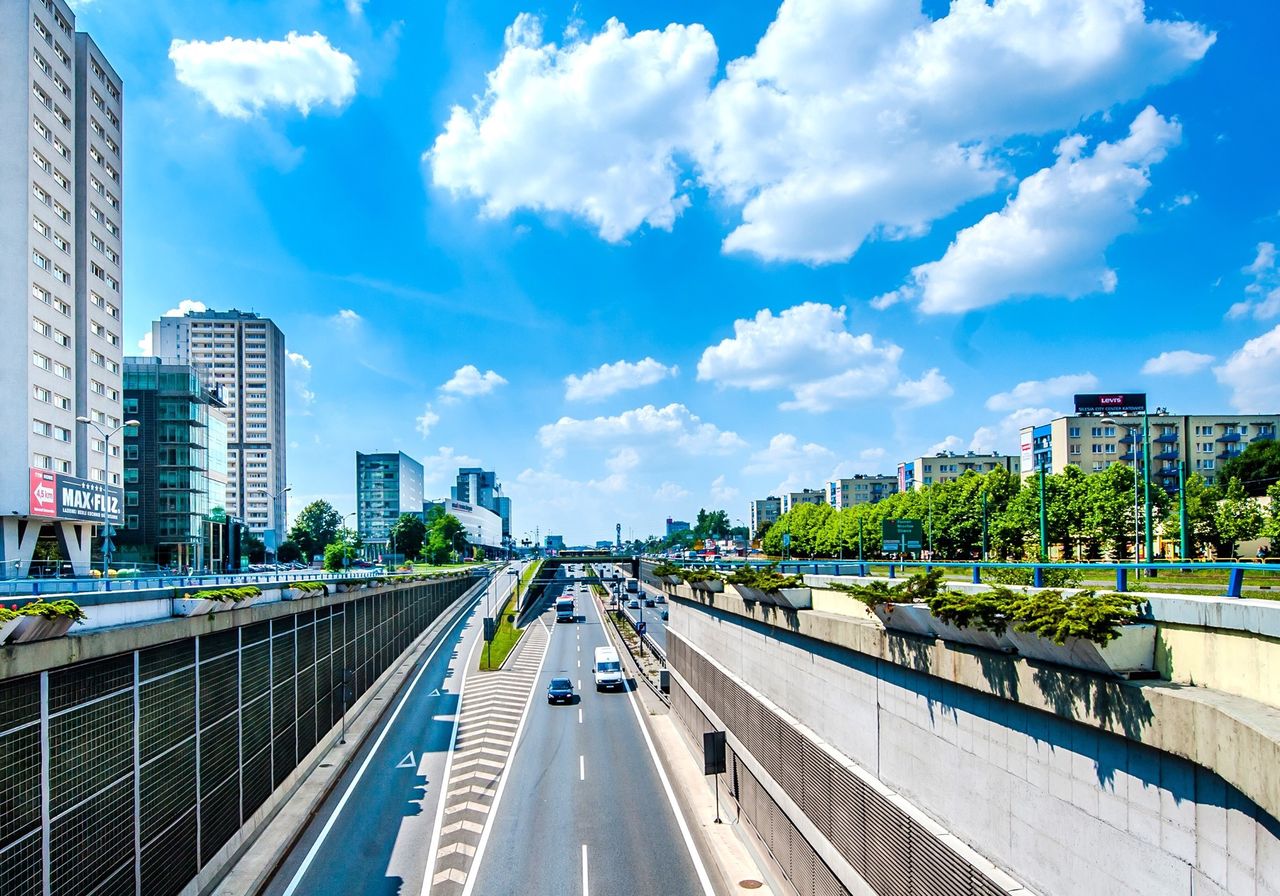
[652,561,682,578]
[826,579,902,609]
[984,566,1081,588]
[184,586,262,603]
[1007,589,1144,645]
[899,569,946,602]
[926,587,1017,636]
[15,599,88,622]
[291,581,327,595]
[726,564,806,593]
[679,567,722,583]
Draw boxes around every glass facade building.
[356,451,424,556]
[118,357,227,569]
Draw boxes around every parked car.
[547,674,575,704]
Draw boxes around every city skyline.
[62,0,1280,543]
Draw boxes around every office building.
[356,451,424,556]
[151,309,288,547]
[749,497,781,537]
[898,452,1020,492]
[117,358,227,569]
[828,475,898,509]
[544,534,566,553]
[426,498,504,552]
[666,518,690,537]
[0,1,125,575]
[781,489,826,514]
[1020,411,1279,490]
[452,466,512,543]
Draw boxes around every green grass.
[479,587,524,671]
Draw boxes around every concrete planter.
[772,587,813,611]
[0,615,23,644]
[336,582,368,594]
[731,584,777,607]
[929,615,1016,653]
[1005,623,1157,677]
[173,598,218,616]
[871,602,936,637]
[283,586,325,601]
[689,579,724,594]
[8,615,75,643]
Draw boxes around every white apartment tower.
[152,310,288,547]
[0,0,125,576]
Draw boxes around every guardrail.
[653,558,1279,598]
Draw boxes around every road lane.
[468,568,707,896]
[264,566,519,896]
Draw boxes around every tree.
[1218,439,1280,496]
[323,540,356,571]
[1160,472,1218,559]
[424,513,466,564]
[288,500,342,560]
[241,532,265,564]
[389,513,427,560]
[277,540,302,563]
[1214,477,1264,558]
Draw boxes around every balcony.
[1118,432,1138,445]
[1119,451,1138,462]
[1218,450,1243,461]
[1216,433,1242,443]
[1153,432,1179,444]
[1153,449,1179,461]
[1156,466,1179,478]
[1254,433,1275,443]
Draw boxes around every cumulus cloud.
[170,32,358,119]
[416,405,441,437]
[1227,242,1280,320]
[429,15,717,241]
[287,351,311,370]
[1141,350,1213,375]
[743,433,834,476]
[696,302,942,412]
[440,365,507,399]
[564,357,678,401]
[431,2,1211,263]
[421,446,483,493]
[908,107,1181,313]
[892,368,954,408]
[332,308,362,328]
[538,403,745,456]
[710,474,739,504]
[1215,325,1280,413]
[985,373,1098,413]
[653,481,690,502]
[969,406,1063,455]
[163,299,209,317]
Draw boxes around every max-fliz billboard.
[29,469,123,524]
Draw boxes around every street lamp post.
[76,416,140,577]
[1037,454,1048,563]
[1103,417,1141,565]
[265,485,291,563]
[1178,460,1189,561]
[343,512,356,570]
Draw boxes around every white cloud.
[1215,325,1280,413]
[287,351,311,370]
[429,15,716,241]
[538,403,745,456]
[928,435,965,455]
[431,3,1210,260]
[163,299,208,317]
[909,107,1181,313]
[697,302,943,413]
[743,433,833,476]
[710,474,739,504]
[606,447,641,473]
[170,32,358,119]
[653,481,690,502]
[421,446,483,494]
[345,0,367,16]
[416,405,441,437]
[892,368,953,408]
[1141,350,1214,375]
[564,358,678,401]
[137,332,153,355]
[332,308,362,328]
[859,447,886,463]
[985,373,1098,413]
[970,406,1064,454]
[1228,241,1280,320]
[440,365,508,399]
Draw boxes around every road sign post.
[703,730,727,823]
[881,519,924,555]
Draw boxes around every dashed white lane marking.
[582,844,589,895]
[579,754,585,781]
[578,707,583,725]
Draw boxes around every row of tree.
[761,465,1280,561]
[276,500,472,567]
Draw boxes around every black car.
[547,674,575,704]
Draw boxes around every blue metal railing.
[650,558,1278,598]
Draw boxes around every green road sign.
[881,518,924,552]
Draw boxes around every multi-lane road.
[262,560,711,896]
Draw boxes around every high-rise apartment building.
[356,451,424,556]
[749,497,781,537]
[152,309,288,546]
[1019,412,1279,490]
[781,489,826,513]
[0,1,125,575]
[827,475,898,509]
[897,452,1020,491]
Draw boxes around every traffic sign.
[636,621,647,635]
[881,518,924,552]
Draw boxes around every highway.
[262,565,522,896]
[467,563,711,896]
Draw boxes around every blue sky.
[73,0,1280,544]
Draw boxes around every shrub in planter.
[284,581,327,599]
[984,566,1082,588]
[826,579,901,611]
[1006,589,1143,646]
[0,605,21,642]
[926,586,1016,636]
[826,578,934,635]
[726,565,807,607]
[679,568,724,593]
[6,599,87,643]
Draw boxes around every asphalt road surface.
[468,566,710,896]
[262,566,521,896]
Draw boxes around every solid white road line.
[280,588,481,896]
[457,604,554,896]
[579,754,585,781]
[589,592,716,896]
[581,844,589,896]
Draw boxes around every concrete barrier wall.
[670,596,1280,896]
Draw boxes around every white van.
[592,646,624,691]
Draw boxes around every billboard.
[29,469,123,524]
[1074,392,1146,414]
[882,518,924,552]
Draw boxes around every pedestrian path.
[428,616,551,894]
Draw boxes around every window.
[32,317,51,339]
[1068,426,1080,438]
[33,420,52,437]
[1105,443,1117,454]
[33,115,52,144]
[53,202,69,223]
[124,445,138,460]
[1203,460,1215,470]
[33,48,51,77]
[51,264,69,284]
[53,361,70,379]
[52,232,69,254]
[33,453,53,470]
[32,249,50,270]
[32,351,51,371]
[1069,443,1081,455]
[126,515,139,530]
[54,394,70,411]
[53,298,70,317]
[91,439,104,454]
[33,385,51,403]
[33,284,51,306]
[1090,426,1102,438]
[1091,444,1102,454]
[32,149,51,175]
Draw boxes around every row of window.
[91,379,121,402]
[32,351,71,378]
[87,144,121,184]
[91,203,120,238]
[32,248,70,283]
[90,349,120,374]
[33,283,71,317]
[90,58,121,102]
[90,261,119,291]
[32,214,70,254]
[32,419,71,441]
[90,117,120,158]
[89,173,121,211]
[32,317,70,348]
[33,454,72,474]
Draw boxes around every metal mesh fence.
[0,575,472,896]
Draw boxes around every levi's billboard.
[29,469,123,524]
[1073,392,1147,415]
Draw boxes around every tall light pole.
[1104,417,1141,564]
[76,416,140,576]
[343,511,356,569]
[264,485,291,563]
[1037,453,1048,563]
[1178,460,1189,561]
